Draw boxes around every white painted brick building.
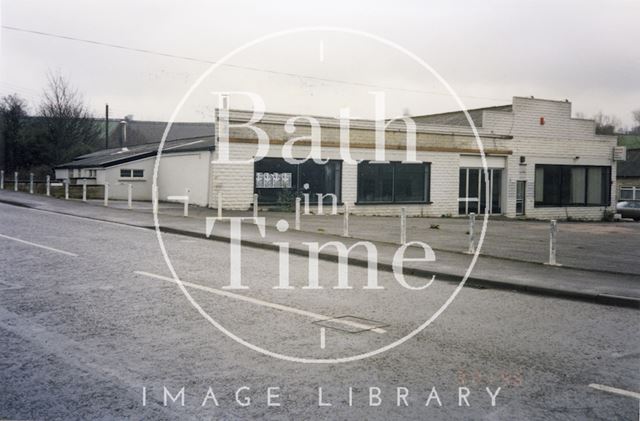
[210,96,617,220]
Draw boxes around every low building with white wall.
[55,137,214,206]
[55,96,618,220]
[211,96,617,220]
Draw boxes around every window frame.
[356,161,431,205]
[119,168,144,179]
[253,157,343,204]
[534,164,611,207]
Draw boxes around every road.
[0,201,638,420]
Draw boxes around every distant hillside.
[618,134,640,149]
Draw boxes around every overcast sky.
[1,0,638,127]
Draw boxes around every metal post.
[548,219,558,265]
[1,170,4,189]
[46,175,50,196]
[343,203,350,237]
[105,103,109,149]
[103,183,109,207]
[467,212,476,254]
[82,182,87,202]
[127,183,133,209]
[253,193,258,221]
[217,192,222,218]
[295,197,301,230]
[64,180,69,200]
[184,188,190,217]
[29,173,34,194]
[14,172,18,191]
[400,207,407,244]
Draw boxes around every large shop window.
[534,165,610,207]
[254,158,342,204]
[357,161,430,204]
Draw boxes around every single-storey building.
[55,96,619,220]
[55,136,214,206]
[617,148,640,200]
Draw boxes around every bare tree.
[39,72,101,165]
[593,111,621,135]
[631,109,640,134]
[0,94,28,172]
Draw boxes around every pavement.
[0,189,638,308]
[0,195,638,419]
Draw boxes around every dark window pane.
[479,169,488,213]
[394,164,425,202]
[468,169,479,200]
[459,168,466,198]
[492,169,502,213]
[132,169,144,178]
[255,158,342,204]
[358,162,393,202]
[254,158,298,204]
[535,164,610,207]
[300,160,340,204]
[543,166,562,206]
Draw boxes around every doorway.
[458,168,502,215]
[516,180,526,215]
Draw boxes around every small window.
[120,169,144,178]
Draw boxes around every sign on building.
[613,146,627,161]
[256,172,292,188]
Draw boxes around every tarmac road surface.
[0,202,638,420]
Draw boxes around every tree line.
[0,73,101,178]
[1,76,639,178]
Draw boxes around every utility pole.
[105,103,109,149]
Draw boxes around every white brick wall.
[494,97,616,220]
[209,97,617,220]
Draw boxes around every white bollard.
[253,193,258,221]
[46,175,50,196]
[343,203,350,237]
[548,219,558,266]
[82,182,87,202]
[467,212,476,254]
[127,183,133,209]
[0,170,4,189]
[400,207,407,244]
[14,172,18,192]
[64,180,69,200]
[29,173,34,194]
[152,185,158,214]
[217,192,222,218]
[295,197,301,231]
[184,188,190,217]
[103,183,109,207]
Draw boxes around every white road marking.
[588,383,640,400]
[135,271,386,334]
[320,327,326,349]
[0,233,78,257]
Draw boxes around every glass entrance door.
[458,168,502,215]
[516,181,526,215]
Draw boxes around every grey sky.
[1,0,638,127]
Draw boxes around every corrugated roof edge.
[57,136,215,169]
